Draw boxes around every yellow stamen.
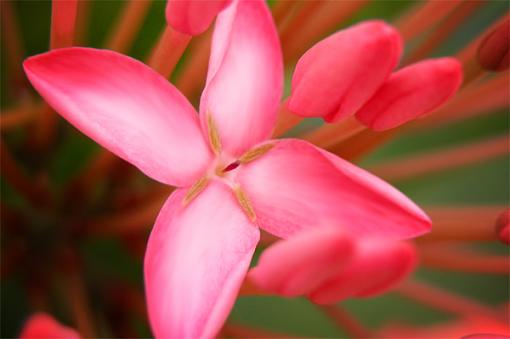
[207,112,222,155]
[239,143,274,164]
[183,175,209,205]
[234,187,256,222]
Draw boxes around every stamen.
[234,187,256,222]
[207,112,222,155]
[183,175,209,206]
[239,143,274,164]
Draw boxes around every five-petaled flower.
[24,0,432,337]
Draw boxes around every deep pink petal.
[309,239,417,304]
[288,20,402,122]
[19,313,80,339]
[144,181,259,339]
[24,47,212,187]
[237,139,431,239]
[200,0,283,157]
[248,227,354,296]
[356,58,463,131]
[166,0,231,36]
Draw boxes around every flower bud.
[166,0,231,36]
[477,20,510,72]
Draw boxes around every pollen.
[183,175,209,205]
[207,112,222,155]
[234,187,256,222]
[239,143,274,164]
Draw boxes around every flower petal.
[288,20,402,123]
[356,58,463,131]
[19,313,80,339]
[166,0,231,36]
[309,240,417,304]
[144,181,259,339]
[237,139,431,239]
[200,0,283,157]
[24,47,212,187]
[248,227,354,297]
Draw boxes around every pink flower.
[248,227,417,303]
[19,313,80,339]
[166,0,231,36]
[288,20,463,130]
[23,0,431,337]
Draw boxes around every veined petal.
[310,239,417,304]
[356,58,463,131]
[24,47,212,187]
[288,20,402,123]
[237,139,431,239]
[144,181,259,339]
[248,227,354,297]
[200,0,283,157]
[166,0,231,36]
[19,313,80,339]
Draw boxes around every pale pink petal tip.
[23,47,211,187]
[309,240,417,304]
[166,0,232,36]
[144,182,259,339]
[19,313,80,339]
[248,227,354,296]
[200,0,283,157]
[356,57,463,131]
[288,20,402,123]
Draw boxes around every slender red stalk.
[175,29,213,98]
[398,280,505,320]
[63,271,96,337]
[0,0,27,96]
[283,1,367,61]
[318,305,372,339]
[271,0,296,27]
[74,0,90,45]
[148,26,192,79]
[395,0,461,42]
[279,1,323,60]
[369,135,509,182]
[272,99,303,138]
[222,323,293,339]
[50,0,78,49]
[404,1,482,65]
[300,117,366,148]
[0,140,48,206]
[411,73,510,130]
[0,102,38,130]
[420,206,506,243]
[85,188,171,236]
[106,0,152,53]
[419,245,510,275]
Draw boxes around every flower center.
[184,112,276,222]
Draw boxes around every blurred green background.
[1,0,509,338]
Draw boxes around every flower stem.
[148,25,191,79]
[175,29,212,98]
[272,99,303,138]
[105,0,152,53]
[419,206,506,243]
[318,304,372,339]
[398,280,505,321]
[419,245,510,275]
[368,135,509,182]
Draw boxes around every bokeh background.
[1,0,509,337]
